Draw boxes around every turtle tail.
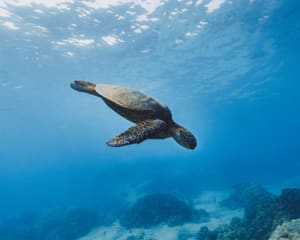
[70,80,98,95]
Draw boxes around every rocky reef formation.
[269,219,300,240]
[2,186,300,240]
[220,183,275,209]
[196,185,300,240]
[121,193,209,228]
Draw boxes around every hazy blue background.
[0,0,299,222]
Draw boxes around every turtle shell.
[95,84,172,123]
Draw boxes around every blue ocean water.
[0,0,300,239]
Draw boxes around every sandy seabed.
[79,190,243,240]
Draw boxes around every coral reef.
[196,186,300,240]
[121,193,209,228]
[275,189,300,222]
[220,183,275,209]
[195,217,248,240]
[2,186,300,240]
[269,219,300,240]
[214,217,248,240]
[195,226,217,240]
[218,183,276,239]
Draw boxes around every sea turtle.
[70,80,197,149]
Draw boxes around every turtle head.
[170,124,197,150]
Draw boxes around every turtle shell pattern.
[95,84,172,123]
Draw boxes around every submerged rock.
[194,186,300,240]
[215,217,248,240]
[218,183,277,240]
[269,219,300,240]
[220,183,275,209]
[121,193,209,228]
[275,189,300,222]
[195,226,217,240]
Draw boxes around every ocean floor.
[79,190,243,240]
[2,184,300,240]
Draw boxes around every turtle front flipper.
[106,119,168,147]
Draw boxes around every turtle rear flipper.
[106,119,168,147]
[70,80,98,96]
